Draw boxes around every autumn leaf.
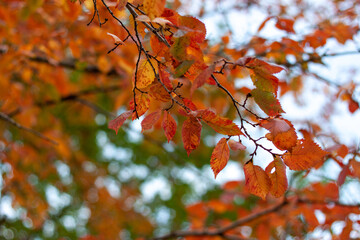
[143,0,166,19]
[251,88,285,116]
[261,118,297,151]
[107,32,123,45]
[190,65,215,95]
[174,60,194,77]
[337,165,350,187]
[162,111,177,142]
[108,110,132,134]
[350,158,360,179]
[149,82,171,102]
[275,18,295,33]
[115,0,127,10]
[237,57,284,94]
[244,161,271,200]
[210,138,230,178]
[228,139,246,151]
[136,59,158,89]
[194,109,242,136]
[265,156,288,197]
[179,16,206,43]
[283,139,328,170]
[129,93,150,120]
[141,110,162,132]
[182,117,202,156]
[171,36,190,62]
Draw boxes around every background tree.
[0,0,360,239]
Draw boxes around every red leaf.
[141,110,162,132]
[283,139,328,170]
[265,156,288,197]
[244,161,271,200]
[210,138,230,178]
[194,109,242,136]
[181,117,202,155]
[228,139,246,151]
[162,111,177,142]
[191,65,215,95]
[182,117,202,156]
[108,110,132,134]
[337,165,349,187]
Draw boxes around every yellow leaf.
[136,59,158,89]
[143,0,166,19]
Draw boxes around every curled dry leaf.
[107,32,123,45]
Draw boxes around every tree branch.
[150,198,360,240]
[150,200,287,240]
[8,85,122,117]
[0,112,58,145]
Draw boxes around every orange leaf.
[190,65,215,95]
[141,110,162,132]
[179,16,206,43]
[261,118,297,151]
[162,111,177,142]
[143,0,166,19]
[257,16,273,32]
[115,0,127,10]
[149,82,171,102]
[210,138,230,178]
[108,110,132,134]
[182,117,202,156]
[350,159,360,179]
[265,156,288,197]
[275,18,295,33]
[251,89,285,116]
[228,139,246,151]
[283,139,328,170]
[136,59,158,89]
[129,93,150,120]
[244,161,271,200]
[194,109,242,136]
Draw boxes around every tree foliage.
[0,0,360,239]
